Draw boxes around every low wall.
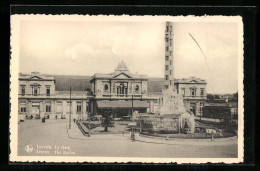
[140,131,235,139]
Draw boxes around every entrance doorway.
[190,103,196,115]
[32,102,40,115]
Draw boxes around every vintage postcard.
[10,15,243,163]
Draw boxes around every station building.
[18,72,90,119]
[18,22,207,119]
[88,61,158,118]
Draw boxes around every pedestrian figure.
[55,115,57,120]
[211,131,214,142]
[131,131,135,141]
[74,118,76,123]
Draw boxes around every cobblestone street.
[18,119,238,158]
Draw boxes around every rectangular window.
[20,103,26,112]
[182,89,185,96]
[170,51,172,56]
[166,46,168,51]
[170,70,172,75]
[200,89,204,96]
[56,102,62,113]
[77,102,82,113]
[166,37,168,42]
[21,86,25,96]
[34,88,37,96]
[165,75,169,80]
[46,87,50,96]
[190,89,196,96]
[165,56,169,60]
[165,65,169,70]
[170,60,172,65]
[46,102,51,112]
[166,26,169,32]
[170,42,172,46]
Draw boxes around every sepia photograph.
[10,15,243,163]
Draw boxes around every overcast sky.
[18,17,239,94]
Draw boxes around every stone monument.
[157,21,195,133]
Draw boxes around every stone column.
[51,100,55,119]
[28,101,32,115]
[40,101,43,117]
[196,102,200,116]
[151,100,154,113]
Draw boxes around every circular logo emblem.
[25,145,33,153]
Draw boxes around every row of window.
[104,83,140,94]
[20,85,51,96]
[19,102,85,113]
[181,88,205,97]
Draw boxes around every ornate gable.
[30,76,43,80]
[190,80,198,83]
[113,72,132,79]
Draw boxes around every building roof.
[54,75,92,91]
[174,76,207,84]
[19,72,55,81]
[54,75,163,94]
[90,61,148,81]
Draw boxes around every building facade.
[18,72,90,120]
[18,21,208,119]
[174,77,207,116]
[88,61,158,118]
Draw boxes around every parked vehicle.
[26,114,33,119]
[35,114,41,119]
[44,114,50,119]
[61,115,66,119]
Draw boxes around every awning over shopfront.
[97,100,149,109]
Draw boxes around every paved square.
[18,119,238,158]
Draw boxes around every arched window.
[104,84,109,91]
[135,85,139,93]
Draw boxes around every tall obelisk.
[164,21,174,90]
